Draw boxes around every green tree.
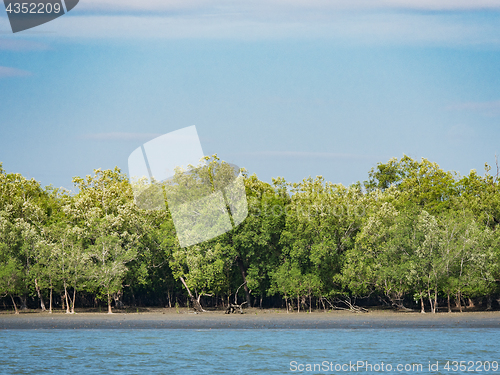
[71,168,139,312]
[0,245,23,314]
[280,177,365,310]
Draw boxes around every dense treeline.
[1,155,499,314]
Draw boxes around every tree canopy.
[1,155,499,313]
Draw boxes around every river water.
[0,328,499,374]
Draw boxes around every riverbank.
[1,308,500,329]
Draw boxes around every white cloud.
[81,132,162,141]
[77,0,213,12]
[0,66,31,78]
[447,100,500,116]
[447,124,476,142]
[378,0,500,10]
[236,151,374,160]
[9,0,498,45]
[0,40,50,51]
[37,11,499,46]
[76,0,500,13]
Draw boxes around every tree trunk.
[129,286,136,307]
[297,294,300,313]
[309,294,312,313]
[237,258,252,307]
[420,297,425,313]
[447,293,451,313]
[434,290,438,313]
[107,293,113,314]
[428,290,435,313]
[19,295,28,310]
[63,283,71,314]
[35,279,46,312]
[467,298,475,309]
[49,287,53,314]
[71,288,76,314]
[487,295,493,310]
[9,294,19,314]
[113,291,124,309]
[179,276,205,312]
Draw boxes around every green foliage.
[0,249,23,298]
[1,155,499,312]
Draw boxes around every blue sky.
[1,1,500,191]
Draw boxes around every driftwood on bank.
[225,301,247,314]
[225,281,248,314]
[179,276,206,312]
[326,297,369,313]
[379,296,416,312]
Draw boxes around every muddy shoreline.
[1,308,500,329]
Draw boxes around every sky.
[1,1,500,191]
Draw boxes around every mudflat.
[1,309,500,329]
